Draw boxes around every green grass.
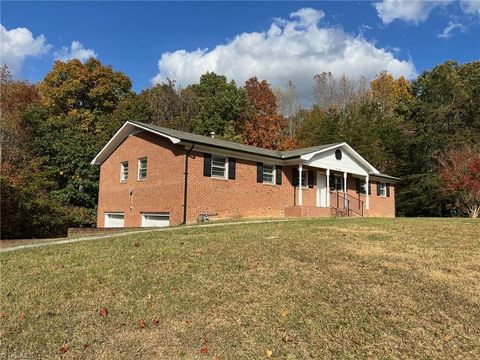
[1,218,479,359]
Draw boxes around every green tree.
[30,59,138,230]
[398,61,480,216]
[187,72,250,141]
[0,65,67,238]
[140,80,197,131]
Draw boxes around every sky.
[1,1,479,104]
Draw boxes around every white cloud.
[375,0,480,24]
[54,41,97,62]
[460,0,480,14]
[374,0,449,25]
[0,24,51,75]
[438,20,467,38]
[151,8,416,104]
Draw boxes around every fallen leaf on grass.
[59,346,69,353]
[443,335,453,342]
[200,345,208,354]
[83,343,89,349]
[134,242,140,247]
[152,317,159,326]
[265,349,273,357]
[185,319,192,325]
[0,312,6,318]
[282,335,294,343]
[19,313,25,321]
[280,308,289,317]
[139,319,146,328]
[100,307,108,317]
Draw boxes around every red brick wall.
[97,132,396,226]
[97,132,185,227]
[343,175,395,217]
[186,152,296,222]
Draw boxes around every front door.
[317,172,327,207]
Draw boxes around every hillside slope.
[1,218,479,359]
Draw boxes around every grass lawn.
[1,218,479,359]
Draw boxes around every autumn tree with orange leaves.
[242,77,297,150]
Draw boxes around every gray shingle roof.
[130,121,342,159]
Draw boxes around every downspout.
[183,144,195,225]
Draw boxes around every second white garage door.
[141,213,170,227]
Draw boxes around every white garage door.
[142,213,170,227]
[104,213,125,228]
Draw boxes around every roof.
[129,121,342,159]
[369,173,402,182]
[91,120,400,181]
[129,121,283,158]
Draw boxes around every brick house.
[91,121,400,228]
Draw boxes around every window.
[333,175,344,191]
[301,170,308,188]
[378,182,387,197]
[211,156,227,178]
[263,164,275,184]
[294,169,308,188]
[120,161,128,182]
[335,149,342,160]
[356,178,366,194]
[141,213,169,227]
[138,158,147,180]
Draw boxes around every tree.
[370,71,414,114]
[439,145,480,218]
[0,65,67,238]
[313,72,368,109]
[187,72,249,141]
[30,59,137,230]
[242,77,297,150]
[399,61,480,216]
[140,80,197,131]
[274,80,302,137]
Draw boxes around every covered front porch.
[283,144,375,218]
[288,165,369,217]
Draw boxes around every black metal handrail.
[330,191,364,217]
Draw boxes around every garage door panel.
[105,213,125,228]
[142,213,169,227]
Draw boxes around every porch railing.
[330,191,364,217]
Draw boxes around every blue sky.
[1,1,479,102]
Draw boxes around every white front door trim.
[316,171,327,207]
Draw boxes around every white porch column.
[298,164,303,206]
[326,169,330,207]
[343,172,348,194]
[366,175,370,210]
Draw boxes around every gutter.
[183,144,195,224]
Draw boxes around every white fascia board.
[300,142,379,174]
[91,121,181,165]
